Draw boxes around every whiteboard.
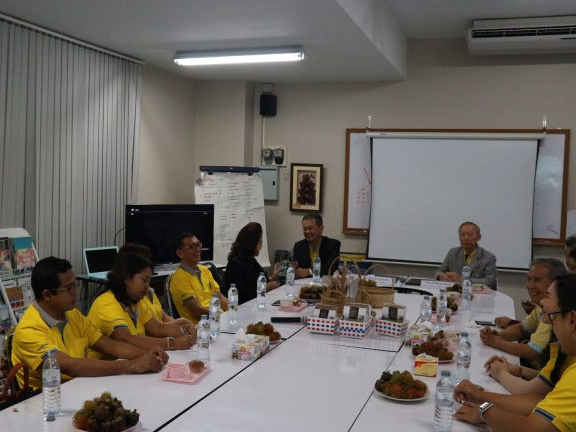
[194,170,270,267]
[343,129,569,244]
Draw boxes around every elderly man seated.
[436,221,497,289]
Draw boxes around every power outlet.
[261,146,287,167]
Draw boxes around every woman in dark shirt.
[225,222,279,304]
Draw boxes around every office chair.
[164,275,181,319]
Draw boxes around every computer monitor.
[125,204,214,265]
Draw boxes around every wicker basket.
[356,286,394,308]
[321,289,349,317]
[359,264,395,307]
[322,256,360,296]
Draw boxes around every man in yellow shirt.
[170,232,228,323]
[480,258,568,367]
[11,257,167,390]
[455,274,576,432]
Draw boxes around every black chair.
[164,275,181,319]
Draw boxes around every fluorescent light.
[174,46,305,66]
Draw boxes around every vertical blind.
[0,18,142,271]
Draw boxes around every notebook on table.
[83,246,118,280]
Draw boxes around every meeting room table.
[0,278,517,431]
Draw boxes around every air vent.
[468,16,576,55]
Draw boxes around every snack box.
[413,353,438,377]
[343,302,372,323]
[338,319,371,338]
[375,319,409,338]
[381,303,406,323]
[405,324,431,347]
[232,335,269,361]
[307,316,337,335]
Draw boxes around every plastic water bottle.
[209,293,221,338]
[278,260,288,285]
[421,295,432,322]
[42,350,61,421]
[434,370,454,432]
[257,272,267,310]
[285,263,295,299]
[462,265,471,282]
[227,284,239,326]
[312,256,321,283]
[461,279,472,312]
[436,288,447,331]
[197,315,211,362]
[455,331,472,384]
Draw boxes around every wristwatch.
[478,401,494,422]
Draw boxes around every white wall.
[194,81,255,168]
[138,66,196,204]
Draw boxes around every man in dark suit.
[293,214,341,279]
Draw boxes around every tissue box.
[375,319,409,338]
[307,317,337,335]
[232,335,269,361]
[413,354,438,377]
[338,319,371,338]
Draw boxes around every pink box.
[375,319,409,338]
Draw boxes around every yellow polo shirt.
[534,361,576,431]
[169,265,219,324]
[522,305,552,354]
[87,290,153,337]
[11,303,103,390]
[142,289,164,322]
[538,343,576,387]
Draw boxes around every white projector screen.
[367,137,539,270]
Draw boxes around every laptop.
[83,246,118,280]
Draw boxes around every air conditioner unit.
[467,16,576,55]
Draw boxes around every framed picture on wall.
[290,163,323,212]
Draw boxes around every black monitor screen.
[125,204,214,265]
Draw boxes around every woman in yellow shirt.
[88,254,196,352]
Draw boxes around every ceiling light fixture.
[174,46,305,66]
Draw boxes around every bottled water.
[209,293,221,338]
[461,279,472,312]
[257,272,267,310]
[434,370,454,432]
[455,331,472,384]
[312,256,321,283]
[42,350,61,421]
[421,295,432,322]
[436,288,448,331]
[285,263,295,299]
[462,265,471,282]
[227,284,239,326]
[278,259,288,285]
[197,314,211,362]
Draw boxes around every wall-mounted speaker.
[259,94,277,117]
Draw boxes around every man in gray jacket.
[436,221,497,289]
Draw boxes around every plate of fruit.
[246,321,282,344]
[411,332,455,363]
[374,370,428,402]
[73,391,139,432]
[298,285,324,303]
